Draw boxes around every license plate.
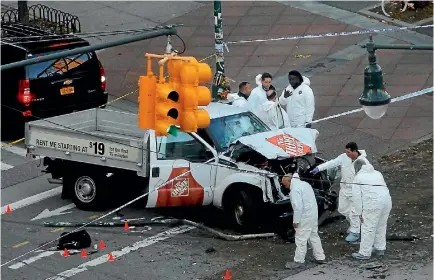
[60,86,74,95]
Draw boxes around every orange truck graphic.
[156,166,205,207]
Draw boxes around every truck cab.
[28,103,337,231]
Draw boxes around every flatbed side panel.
[26,126,144,172]
[27,108,98,131]
[96,109,145,139]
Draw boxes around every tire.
[66,171,109,211]
[227,189,262,232]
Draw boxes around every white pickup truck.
[25,102,338,230]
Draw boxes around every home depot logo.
[171,179,189,197]
[266,133,312,157]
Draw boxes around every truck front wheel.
[65,172,109,211]
[227,189,262,232]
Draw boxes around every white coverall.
[278,76,315,128]
[227,93,248,108]
[352,163,392,257]
[257,100,290,130]
[247,85,268,118]
[289,173,325,263]
[316,150,368,234]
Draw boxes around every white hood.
[255,74,262,86]
[229,127,319,159]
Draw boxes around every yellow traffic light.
[139,53,213,135]
[177,57,213,133]
[138,73,157,130]
[154,82,180,136]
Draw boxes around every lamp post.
[359,36,433,119]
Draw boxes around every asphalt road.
[1,1,432,279]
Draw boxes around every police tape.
[224,24,433,45]
[311,87,434,124]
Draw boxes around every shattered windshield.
[206,112,270,152]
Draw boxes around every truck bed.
[25,108,149,173]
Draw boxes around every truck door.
[146,130,217,208]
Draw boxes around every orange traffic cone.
[224,269,232,280]
[99,240,106,249]
[123,221,129,231]
[108,252,115,262]
[81,249,88,258]
[62,248,70,257]
[5,205,11,214]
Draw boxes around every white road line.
[1,186,62,215]
[9,250,57,270]
[45,225,196,280]
[1,142,27,157]
[1,162,14,170]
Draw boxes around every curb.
[358,4,434,28]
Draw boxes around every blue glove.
[311,167,320,175]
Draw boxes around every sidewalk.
[282,260,433,280]
[95,1,432,162]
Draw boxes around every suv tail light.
[17,79,35,107]
[100,65,106,91]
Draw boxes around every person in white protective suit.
[257,88,290,130]
[351,158,392,260]
[226,81,252,108]
[278,70,315,128]
[311,142,368,243]
[246,72,272,117]
[281,173,326,269]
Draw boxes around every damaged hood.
[230,127,319,159]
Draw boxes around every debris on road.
[44,218,277,241]
[57,229,91,250]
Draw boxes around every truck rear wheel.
[66,172,109,211]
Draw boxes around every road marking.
[1,162,14,170]
[12,241,30,248]
[88,215,99,219]
[45,225,195,280]
[0,142,27,157]
[1,186,62,215]
[9,250,57,270]
[50,228,65,233]
[31,203,76,221]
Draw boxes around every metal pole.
[361,44,433,50]
[212,0,224,100]
[0,27,177,72]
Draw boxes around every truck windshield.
[206,112,270,152]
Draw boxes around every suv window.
[25,51,94,79]
[156,132,213,162]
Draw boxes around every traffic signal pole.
[212,0,225,100]
[0,26,178,72]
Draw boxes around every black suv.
[1,23,108,139]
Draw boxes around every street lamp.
[359,36,391,119]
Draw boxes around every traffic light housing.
[138,54,213,136]
[138,57,180,136]
[176,57,213,133]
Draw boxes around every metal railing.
[1,4,80,34]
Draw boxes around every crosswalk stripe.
[1,162,14,170]
[9,250,58,270]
